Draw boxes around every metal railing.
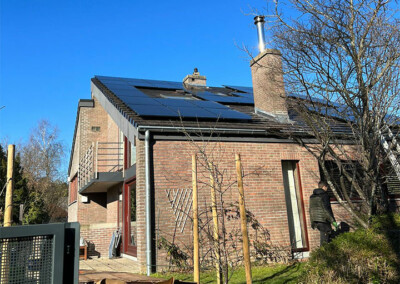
[78,142,123,189]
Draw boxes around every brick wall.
[81,223,118,257]
[107,185,120,224]
[68,96,123,257]
[133,139,350,271]
[135,138,146,269]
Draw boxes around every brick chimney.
[183,68,206,86]
[251,16,289,123]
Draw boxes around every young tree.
[265,0,400,227]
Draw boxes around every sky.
[0,0,270,157]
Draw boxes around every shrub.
[300,228,400,283]
[371,213,400,231]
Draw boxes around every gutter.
[136,125,268,137]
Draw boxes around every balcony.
[78,142,124,194]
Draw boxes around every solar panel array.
[96,76,253,120]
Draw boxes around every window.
[281,161,309,251]
[91,126,100,132]
[124,136,136,169]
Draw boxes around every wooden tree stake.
[192,154,200,283]
[235,153,252,284]
[209,162,221,284]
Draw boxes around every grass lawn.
[152,262,305,283]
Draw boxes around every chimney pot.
[183,68,206,86]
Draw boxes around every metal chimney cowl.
[254,15,266,53]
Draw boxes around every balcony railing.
[78,142,123,190]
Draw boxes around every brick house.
[68,45,387,272]
[68,45,354,268]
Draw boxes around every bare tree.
[262,0,400,227]
[21,119,67,222]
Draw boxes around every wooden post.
[192,154,200,284]
[1,145,14,284]
[209,162,221,284]
[235,153,252,284]
[4,144,15,227]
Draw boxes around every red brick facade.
[134,140,345,269]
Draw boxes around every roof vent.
[183,68,207,86]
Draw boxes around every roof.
[68,75,352,176]
[91,75,351,138]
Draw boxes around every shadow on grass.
[253,263,301,284]
[380,213,400,264]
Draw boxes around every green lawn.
[152,262,305,283]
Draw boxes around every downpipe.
[145,130,152,276]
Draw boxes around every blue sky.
[0,0,268,163]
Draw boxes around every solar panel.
[99,80,129,86]
[112,88,149,98]
[190,100,227,109]
[210,108,252,120]
[127,79,183,89]
[231,92,253,98]
[127,104,178,116]
[106,84,136,91]
[119,97,160,105]
[288,93,343,108]
[168,106,218,118]
[150,80,183,89]
[95,76,253,120]
[196,92,253,104]
[224,85,253,94]
[154,98,196,107]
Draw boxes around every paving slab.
[79,257,164,283]
[79,270,165,283]
[80,257,140,273]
